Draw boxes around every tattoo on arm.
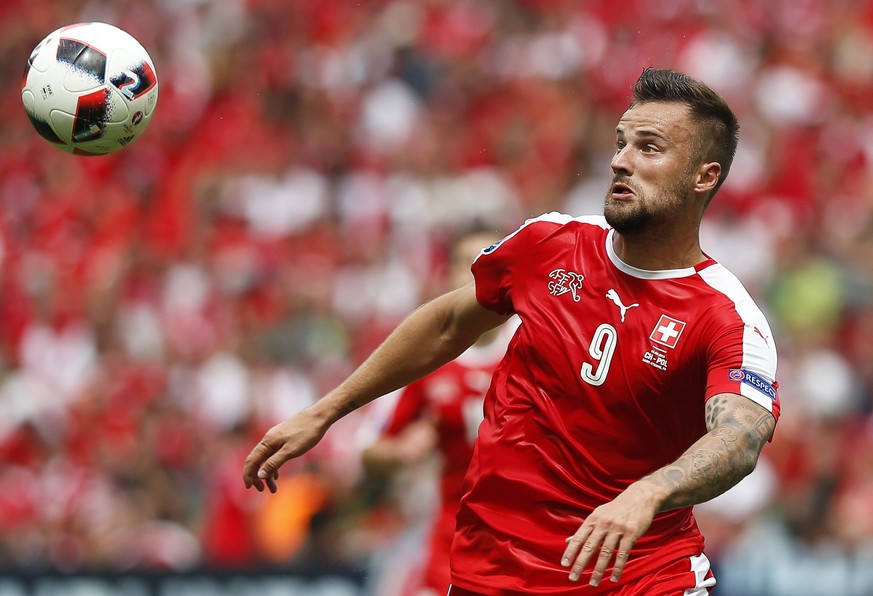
[645,393,776,512]
[335,400,362,419]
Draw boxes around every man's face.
[604,101,701,234]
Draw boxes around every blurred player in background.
[362,227,518,596]
[244,68,780,595]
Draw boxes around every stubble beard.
[604,195,653,235]
[603,177,695,236]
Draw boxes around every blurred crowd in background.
[1,0,873,594]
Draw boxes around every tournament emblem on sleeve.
[649,314,686,349]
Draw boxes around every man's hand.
[560,483,660,587]
[242,407,330,493]
[561,392,776,586]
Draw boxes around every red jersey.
[385,325,516,594]
[451,213,780,594]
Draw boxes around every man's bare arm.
[646,392,776,510]
[321,283,508,422]
[242,283,510,492]
[562,392,776,587]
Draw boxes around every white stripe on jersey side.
[684,553,717,595]
[471,211,607,264]
[697,263,778,413]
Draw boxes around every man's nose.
[610,146,632,175]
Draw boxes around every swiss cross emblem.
[649,315,686,349]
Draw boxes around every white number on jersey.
[580,323,617,386]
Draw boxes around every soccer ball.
[21,22,159,156]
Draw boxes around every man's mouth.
[611,182,635,200]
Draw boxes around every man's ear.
[695,162,721,194]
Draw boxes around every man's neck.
[611,229,706,271]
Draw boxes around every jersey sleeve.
[697,264,780,422]
[470,230,520,315]
[471,212,574,315]
[704,316,781,422]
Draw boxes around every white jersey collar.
[605,228,699,280]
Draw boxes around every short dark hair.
[631,68,739,197]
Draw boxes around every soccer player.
[362,227,518,596]
[243,68,780,595]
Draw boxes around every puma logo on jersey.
[548,269,584,302]
[753,326,770,347]
[605,288,639,322]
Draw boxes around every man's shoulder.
[479,213,606,261]
[696,261,766,313]
[509,212,609,243]
[695,262,776,353]
[524,212,609,229]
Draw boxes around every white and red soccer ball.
[21,22,159,156]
